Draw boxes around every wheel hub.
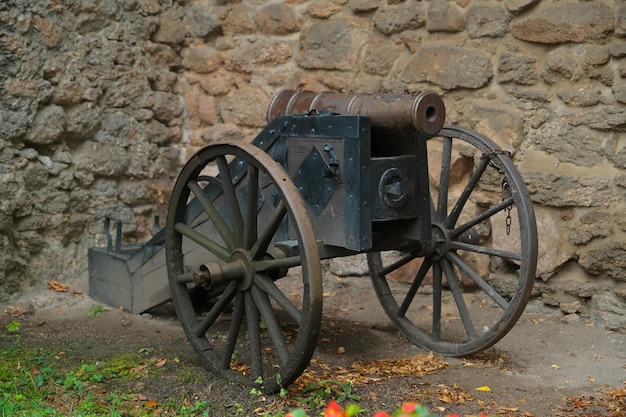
[192,249,254,291]
[430,223,451,261]
[231,250,254,291]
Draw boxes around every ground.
[1,272,625,417]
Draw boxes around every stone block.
[225,39,294,73]
[504,0,540,15]
[497,52,538,85]
[426,0,464,33]
[182,45,223,74]
[298,17,372,71]
[219,85,272,128]
[183,5,219,38]
[579,242,626,282]
[24,105,65,145]
[510,2,613,44]
[362,35,402,76]
[402,44,492,90]
[525,116,605,167]
[557,85,602,107]
[466,5,510,38]
[329,254,369,277]
[306,0,344,19]
[222,4,255,37]
[590,293,626,332]
[348,0,379,13]
[373,1,425,35]
[256,3,300,35]
[153,8,185,44]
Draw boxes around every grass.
[0,320,363,417]
[0,324,212,417]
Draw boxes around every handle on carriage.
[266,89,446,138]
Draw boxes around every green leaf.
[345,404,361,416]
[6,321,20,333]
[286,408,307,417]
[87,304,110,318]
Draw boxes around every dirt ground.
[1,271,625,417]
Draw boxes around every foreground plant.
[286,400,489,417]
[0,343,211,416]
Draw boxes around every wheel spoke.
[445,156,490,229]
[441,259,478,341]
[252,256,302,272]
[378,252,419,277]
[451,197,514,238]
[250,199,287,259]
[252,285,290,367]
[193,281,238,337]
[432,263,443,342]
[450,241,521,261]
[174,222,230,262]
[244,291,263,380]
[447,252,509,310]
[436,137,452,222]
[187,180,236,250]
[221,291,245,369]
[398,258,432,316]
[254,274,302,325]
[244,165,259,250]
[217,156,244,245]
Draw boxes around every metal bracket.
[322,144,340,177]
[104,217,122,253]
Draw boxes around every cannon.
[90,89,538,393]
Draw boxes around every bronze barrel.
[266,89,446,137]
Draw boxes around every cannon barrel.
[266,89,446,137]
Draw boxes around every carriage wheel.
[368,126,538,356]
[165,142,322,393]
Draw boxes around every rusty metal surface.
[266,90,446,137]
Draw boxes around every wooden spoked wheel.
[368,126,538,356]
[165,142,322,393]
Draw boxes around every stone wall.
[1,0,625,330]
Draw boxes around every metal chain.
[505,205,512,235]
[483,151,515,237]
[500,176,513,236]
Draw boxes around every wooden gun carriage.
[93,89,538,394]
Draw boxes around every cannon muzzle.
[267,89,445,137]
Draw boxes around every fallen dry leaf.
[292,352,449,389]
[47,280,67,292]
[155,359,167,368]
[497,406,520,412]
[131,365,146,374]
